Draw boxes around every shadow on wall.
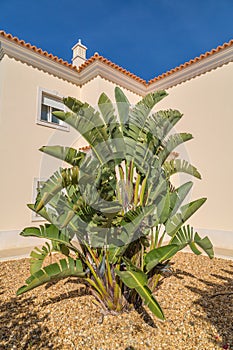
[186,265,233,349]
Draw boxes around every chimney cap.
[72,39,87,51]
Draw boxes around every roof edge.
[147,43,233,91]
[78,53,147,85]
[148,39,233,85]
[1,30,233,93]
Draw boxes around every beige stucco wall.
[1,52,232,255]
[71,77,141,150]
[80,76,141,106]
[0,56,142,252]
[0,56,81,233]
[0,58,4,123]
[156,61,233,235]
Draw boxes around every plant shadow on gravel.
[41,278,89,307]
[0,295,61,350]
[173,268,196,280]
[186,264,233,349]
[134,305,157,328]
[42,278,157,328]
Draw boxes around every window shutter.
[42,95,64,110]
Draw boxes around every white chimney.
[72,39,87,67]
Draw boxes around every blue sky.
[1,0,232,80]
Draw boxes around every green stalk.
[118,164,125,180]
[128,161,134,183]
[127,161,134,205]
[150,227,154,250]
[140,244,144,271]
[87,279,115,311]
[151,274,161,291]
[85,259,108,297]
[154,226,159,247]
[125,161,129,182]
[116,181,122,205]
[85,278,103,296]
[84,243,99,265]
[106,298,115,310]
[118,164,125,213]
[105,252,113,288]
[140,177,147,206]
[158,230,166,247]
[61,210,75,228]
[113,264,122,307]
[134,173,141,207]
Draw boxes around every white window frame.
[31,178,47,222]
[37,87,69,131]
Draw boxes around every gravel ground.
[0,252,232,350]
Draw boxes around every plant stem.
[141,244,144,270]
[154,226,159,247]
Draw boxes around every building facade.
[0,30,233,258]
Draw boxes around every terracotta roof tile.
[79,145,91,151]
[1,30,233,87]
[0,30,78,72]
[148,39,233,84]
[77,53,147,85]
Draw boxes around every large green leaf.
[128,90,168,140]
[123,90,168,173]
[27,203,51,222]
[29,243,52,274]
[20,224,76,251]
[115,87,130,125]
[194,232,214,258]
[53,106,110,165]
[115,265,165,320]
[157,191,171,224]
[170,225,214,258]
[29,242,70,275]
[144,244,180,272]
[98,92,118,127]
[108,205,154,263]
[145,109,182,143]
[34,167,79,211]
[40,146,86,166]
[169,182,193,217]
[146,171,168,206]
[124,137,154,174]
[165,198,207,236]
[135,285,164,319]
[164,159,201,179]
[159,133,193,164]
[61,97,105,131]
[17,257,85,295]
[136,90,168,112]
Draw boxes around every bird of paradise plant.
[17,87,214,320]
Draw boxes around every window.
[37,89,69,131]
[41,94,63,125]
[31,178,46,222]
